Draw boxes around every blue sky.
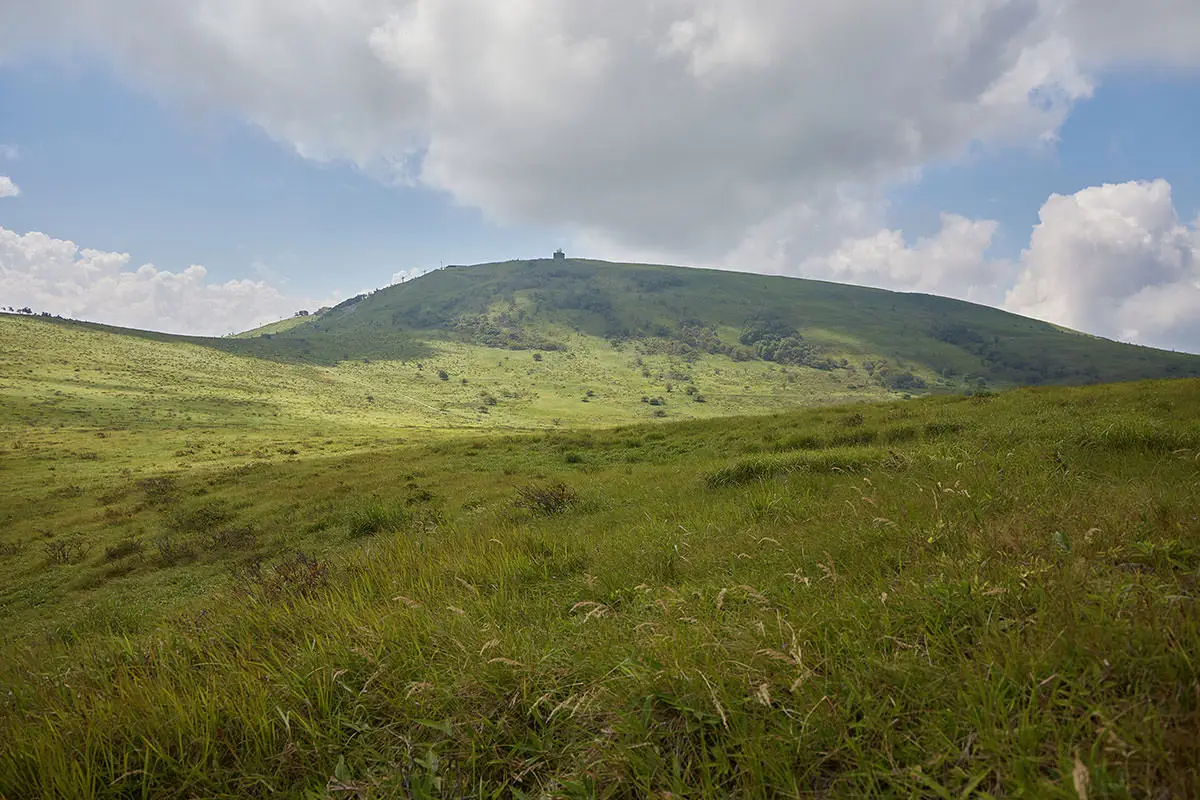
[4,63,1195,292]
[888,69,1200,259]
[1,2,1199,349]
[0,59,549,295]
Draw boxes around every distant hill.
[240,258,1200,389]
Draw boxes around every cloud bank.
[0,226,326,336]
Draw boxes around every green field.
[2,260,1200,797]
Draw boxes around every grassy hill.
[3,262,1200,796]
[1,378,1198,796]
[243,258,1200,389]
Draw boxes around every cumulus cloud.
[800,215,1013,306]
[749,179,1200,353]
[391,265,436,285]
[0,1,1192,257]
[0,176,19,197]
[1058,0,1200,69]
[0,226,329,336]
[0,0,1105,258]
[1005,180,1200,351]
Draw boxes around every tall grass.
[2,379,1199,797]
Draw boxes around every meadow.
[2,344,1198,797]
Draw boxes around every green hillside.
[2,379,1198,796]
[3,262,1200,797]
[244,258,1200,388]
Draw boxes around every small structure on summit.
[553,248,566,260]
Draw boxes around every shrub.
[532,353,543,362]
[438,369,450,381]
[154,535,197,567]
[136,476,178,506]
[514,482,578,515]
[347,501,410,538]
[233,552,329,601]
[103,537,144,562]
[705,448,889,488]
[885,371,927,391]
[0,540,25,558]
[166,501,233,534]
[923,421,965,438]
[202,526,257,551]
[43,536,89,565]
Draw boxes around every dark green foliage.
[514,482,578,514]
[738,316,799,346]
[454,313,565,351]
[704,447,887,487]
[153,535,196,567]
[347,501,410,538]
[232,551,329,601]
[738,316,840,369]
[136,476,178,506]
[103,537,144,562]
[166,501,233,534]
[884,370,927,390]
[210,258,1200,382]
[201,526,257,551]
[42,536,88,565]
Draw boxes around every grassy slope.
[2,378,1199,797]
[232,313,315,338]
[0,312,886,637]
[255,259,1200,387]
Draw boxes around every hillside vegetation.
[2,259,1199,797]
[2,378,1199,797]
[243,258,1200,389]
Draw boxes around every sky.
[0,1,1198,351]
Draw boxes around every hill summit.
[241,258,1200,391]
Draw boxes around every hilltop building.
[553,248,566,260]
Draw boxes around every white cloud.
[1058,0,1200,69]
[0,1,1193,262]
[0,0,1109,260]
[390,265,436,284]
[743,179,1200,353]
[0,176,19,197]
[0,226,329,336]
[799,214,1012,306]
[1005,180,1200,351]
